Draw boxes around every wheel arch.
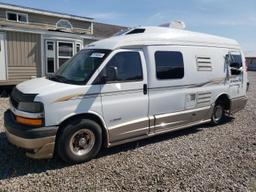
[214,93,231,111]
[56,112,109,148]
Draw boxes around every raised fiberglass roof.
[88,26,240,50]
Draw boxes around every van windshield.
[50,49,111,85]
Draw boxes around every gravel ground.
[0,72,255,192]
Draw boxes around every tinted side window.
[229,54,243,75]
[155,51,184,79]
[231,54,242,67]
[100,52,143,83]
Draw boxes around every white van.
[4,26,248,163]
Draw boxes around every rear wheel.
[57,119,102,164]
[211,101,225,125]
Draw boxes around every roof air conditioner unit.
[159,20,186,30]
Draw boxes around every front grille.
[10,96,18,108]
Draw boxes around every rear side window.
[155,51,184,79]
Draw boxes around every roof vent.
[126,28,145,35]
[113,28,145,36]
[159,20,186,30]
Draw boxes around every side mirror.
[230,62,242,75]
[106,66,118,82]
[230,62,241,69]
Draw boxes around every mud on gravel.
[0,72,255,192]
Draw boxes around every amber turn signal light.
[16,116,43,126]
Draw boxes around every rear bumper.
[230,96,248,114]
[4,110,58,159]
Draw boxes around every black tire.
[211,101,225,125]
[56,119,102,164]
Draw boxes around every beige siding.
[0,8,92,34]
[8,66,37,81]
[7,31,41,81]
[29,13,91,30]
[70,19,91,30]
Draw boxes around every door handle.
[143,84,147,95]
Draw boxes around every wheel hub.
[69,129,95,156]
[78,137,87,147]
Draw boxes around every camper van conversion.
[4,26,248,163]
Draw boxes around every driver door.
[95,49,149,143]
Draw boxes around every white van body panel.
[146,45,229,132]
[17,78,104,127]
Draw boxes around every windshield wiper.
[50,75,81,85]
[49,75,67,83]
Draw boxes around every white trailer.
[4,26,248,163]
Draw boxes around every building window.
[57,42,74,67]
[251,58,256,64]
[58,42,73,57]
[76,43,81,53]
[155,51,184,79]
[56,19,73,30]
[45,41,56,74]
[47,42,54,51]
[18,14,27,22]
[7,12,16,21]
[47,58,55,73]
[6,12,28,23]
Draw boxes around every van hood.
[16,77,81,95]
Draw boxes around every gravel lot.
[0,72,255,192]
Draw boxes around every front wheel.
[56,119,102,164]
[211,101,225,125]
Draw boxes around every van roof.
[87,26,240,50]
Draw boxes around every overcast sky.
[1,0,255,52]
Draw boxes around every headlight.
[18,102,44,113]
